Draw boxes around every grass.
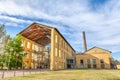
[1,69,120,80]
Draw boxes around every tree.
[0,54,6,69]
[0,24,7,69]
[0,24,6,54]
[0,24,5,39]
[2,35,11,48]
[114,60,120,65]
[5,35,24,69]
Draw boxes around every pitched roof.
[86,46,112,53]
[19,22,51,46]
[18,22,75,52]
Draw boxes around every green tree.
[0,54,6,69]
[114,60,120,65]
[5,35,24,69]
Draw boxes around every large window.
[80,60,84,64]
[55,48,58,57]
[100,59,105,68]
[70,60,73,63]
[67,59,73,64]
[59,50,61,58]
[92,59,96,64]
[87,59,90,64]
[87,59,91,68]
[32,44,34,50]
[55,35,58,43]
[80,60,84,68]
[21,40,24,46]
[92,59,97,68]
[101,64,105,69]
[32,53,37,61]
[24,51,29,58]
[34,45,39,51]
[64,52,66,59]
[27,42,30,48]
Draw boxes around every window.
[25,53,29,58]
[27,42,30,48]
[64,43,66,49]
[93,64,97,68]
[59,50,61,57]
[92,59,97,68]
[87,59,90,64]
[55,35,58,43]
[21,40,24,46]
[100,59,105,69]
[55,48,58,56]
[80,60,84,68]
[92,59,96,64]
[101,64,105,69]
[34,45,39,51]
[87,59,91,68]
[100,59,104,64]
[94,50,97,53]
[70,60,73,63]
[80,60,84,64]
[87,64,91,68]
[32,44,34,50]
[64,52,66,59]
[32,53,37,61]
[67,59,73,64]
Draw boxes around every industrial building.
[19,22,76,70]
[76,47,112,69]
[76,32,112,69]
[19,22,112,70]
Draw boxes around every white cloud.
[0,0,120,59]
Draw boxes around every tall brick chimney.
[83,31,87,52]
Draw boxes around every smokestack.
[83,31,87,52]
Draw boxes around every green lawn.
[1,69,120,80]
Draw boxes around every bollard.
[14,70,16,77]
[2,70,5,78]
[23,70,24,76]
[29,69,31,74]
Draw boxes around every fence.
[0,69,49,79]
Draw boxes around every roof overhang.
[19,22,51,46]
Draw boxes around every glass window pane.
[87,59,90,64]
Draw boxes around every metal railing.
[0,69,49,79]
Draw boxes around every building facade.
[19,22,76,70]
[76,47,112,69]
[19,22,112,70]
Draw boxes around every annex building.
[76,47,112,69]
[19,22,113,70]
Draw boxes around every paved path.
[0,69,49,79]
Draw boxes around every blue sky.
[0,0,120,60]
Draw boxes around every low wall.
[116,65,120,69]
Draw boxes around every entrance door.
[67,64,71,68]
[80,60,84,68]
[67,59,74,69]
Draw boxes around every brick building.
[19,22,112,70]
